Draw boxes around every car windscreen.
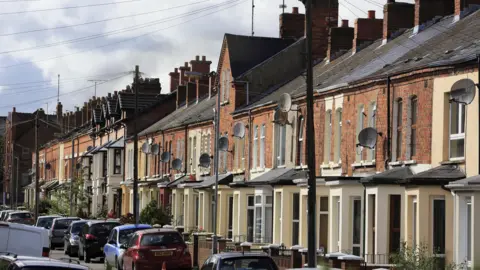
[54,219,76,230]
[71,222,86,234]
[36,217,57,228]
[118,228,144,244]
[10,212,32,219]
[89,223,119,237]
[140,232,183,246]
[219,257,277,270]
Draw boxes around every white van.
[0,221,50,257]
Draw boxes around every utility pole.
[133,65,140,224]
[88,80,107,98]
[34,113,40,220]
[212,80,221,254]
[302,0,317,266]
[69,137,75,216]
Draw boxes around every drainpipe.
[184,125,189,175]
[362,182,367,267]
[477,55,480,175]
[385,77,392,170]
[247,109,253,181]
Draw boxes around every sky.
[0,0,414,116]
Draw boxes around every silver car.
[0,254,88,270]
[35,215,61,229]
[49,217,81,249]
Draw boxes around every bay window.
[449,100,465,160]
[254,194,273,243]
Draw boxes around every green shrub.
[140,200,171,226]
[390,242,465,270]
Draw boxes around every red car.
[121,228,192,270]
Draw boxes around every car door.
[123,234,138,270]
[104,229,115,265]
[79,224,87,254]
[64,224,71,244]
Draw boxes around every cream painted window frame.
[412,197,417,248]
[324,110,332,165]
[449,101,465,161]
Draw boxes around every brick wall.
[383,1,414,40]
[414,0,454,27]
[455,0,480,15]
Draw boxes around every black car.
[0,254,88,270]
[200,252,279,270]
[78,220,120,263]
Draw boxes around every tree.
[390,242,465,270]
[140,200,172,226]
[48,173,89,216]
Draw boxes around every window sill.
[352,161,375,168]
[251,168,266,173]
[295,165,308,170]
[233,169,245,175]
[404,160,417,165]
[389,161,403,166]
[220,100,230,106]
[441,159,465,165]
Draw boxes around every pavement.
[50,249,105,270]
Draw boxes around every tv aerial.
[233,122,246,138]
[357,127,382,149]
[141,142,150,154]
[151,144,160,155]
[450,79,476,105]
[218,136,230,152]
[45,163,51,170]
[198,153,211,168]
[172,158,183,171]
[160,151,171,163]
[277,93,292,112]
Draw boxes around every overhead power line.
[0,0,242,55]
[0,0,211,37]
[0,71,129,87]
[0,0,140,16]
[0,0,247,69]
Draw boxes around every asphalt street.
[50,249,105,270]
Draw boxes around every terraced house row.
[18,0,480,267]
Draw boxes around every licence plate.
[155,251,172,256]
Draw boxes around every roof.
[86,220,121,226]
[224,34,296,78]
[107,96,118,116]
[400,164,465,185]
[92,108,103,124]
[107,136,124,148]
[166,175,188,188]
[115,224,152,230]
[237,9,480,113]
[139,96,215,136]
[179,173,233,189]
[117,92,167,111]
[53,217,80,221]
[240,168,308,186]
[361,166,413,185]
[447,174,480,189]
[0,255,88,270]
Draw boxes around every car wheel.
[85,251,91,263]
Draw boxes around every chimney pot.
[202,55,206,61]
[107,93,112,98]
[114,91,118,96]
[292,7,299,14]
[342,20,349,27]
[368,10,375,19]
[184,62,188,67]
[174,68,178,73]
[195,55,200,61]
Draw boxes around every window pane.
[397,100,403,127]
[411,128,416,157]
[255,206,262,243]
[292,222,299,246]
[353,199,361,245]
[397,129,402,159]
[260,125,265,168]
[467,199,472,261]
[450,138,465,159]
[411,98,417,125]
[266,196,273,204]
[460,103,465,133]
[433,200,446,254]
[320,196,329,212]
[292,193,300,220]
[450,102,460,134]
[255,196,262,204]
[299,117,304,139]
[253,126,258,169]
[280,125,286,166]
[265,206,273,243]
[248,196,254,206]
[247,208,254,242]
[319,214,328,252]
[413,200,417,247]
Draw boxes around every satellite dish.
[160,152,171,163]
[218,137,229,152]
[141,142,150,154]
[148,138,153,144]
[273,111,290,126]
[450,79,476,105]
[233,122,246,138]
[358,127,379,149]
[172,158,182,171]
[86,146,94,152]
[151,144,160,155]
[45,163,51,170]
[198,153,211,168]
[277,93,292,112]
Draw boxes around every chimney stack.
[176,85,187,109]
[82,102,88,125]
[279,7,305,39]
[383,0,414,41]
[190,55,212,74]
[414,0,453,33]
[311,0,339,61]
[327,20,354,62]
[169,68,180,92]
[353,10,383,53]
[178,62,190,86]
[455,0,480,17]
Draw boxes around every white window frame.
[260,125,265,169]
[449,101,465,160]
[352,197,362,256]
[334,110,342,164]
[298,116,305,166]
[192,136,197,173]
[253,193,273,244]
[274,113,287,168]
[253,126,258,169]
[292,193,300,245]
[324,110,332,164]
[356,105,365,162]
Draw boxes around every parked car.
[0,221,50,257]
[121,228,192,270]
[5,211,35,225]
[49,217,81,249]
[35,215,61,229]
[104,224,152,270]
[63,220,88,256]
[200,252,279,270]
[78,220,121,263]
[0,210,15,221]
[0,254,88,270]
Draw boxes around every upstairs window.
[297,116,305,166]
[355,105,365,162]
[260,125,265,168]
[102,152,107,177]
[253,126,258,169]
[408,96,418,159]
[192,136,197,173]
[334,109,342,163]
[368,102,376,161]
[392,98,403,161]
[449,97,465,160]
[114,149,121,174]
[274,112,287,167]
[234,137,245,171]
[324,110,332,164]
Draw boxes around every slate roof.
[117,92,167,111]
[180,173,233,188]
[92,108,103,124]
[236,9,480,113]
[107,97,118,116]
[139,96,216,136]
[400,164,465,185]
[447,174,480,188]
[238,168,308,186]
[361,166,413,184]
[224,34,296,78]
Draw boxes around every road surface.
[50,249,105,270]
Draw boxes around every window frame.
[253,126,258,169]
[274,112,287,168]
[449,100,465,160]
[356,105,365,162]
[412,197,417,248]
[432,197,446,255]
[292,193,300,245]
[396,99,403,160]
[352,197,362,256]
[410,96,418,158]
[297,116,305,166]
[253,194,273,244]
[114,149,122,175]
[334,110,342,164]
[260,125,265,169]
[102,152,108,177]
[324,110,332,164]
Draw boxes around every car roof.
[115,224,152,230]
[86,220,121,226]
[9,211,31,214]
[70,220,89,225]
[38,215,61,219]
[53,217,80,221]
[15,259,88,269]
[211,252,272,259]
[137,228,178,235]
